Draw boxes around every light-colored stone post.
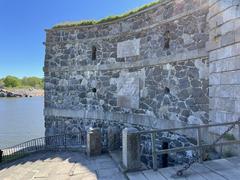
[108,126,121,151]
[122,127,141,171]
[87,128,102,157]
[238,122,240,153]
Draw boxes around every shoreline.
[0,88,44,97]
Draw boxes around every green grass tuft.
[53,0,162,29]
[223,133,236,141]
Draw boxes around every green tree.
[3,76,21,87]
[0,78,5,88]
[21,77,43,88]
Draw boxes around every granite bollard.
[87,128,102,156]
[122,127,141,171]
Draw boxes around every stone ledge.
[45,50,208,73]
[44,108,188,130]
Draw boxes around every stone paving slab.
[190,163,226,180]
[0,151,127,180]
[1,152,240,180]
[127,156,240,180]
[204,159,240,180]
[142,170,166,180]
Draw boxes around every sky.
[0,0,154,78]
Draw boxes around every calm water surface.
[0,97,44,149]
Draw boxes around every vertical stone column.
[87,128,102,157]
[122,128,141,171]
[108,126,121,151]
[208,0,240,134]
[207,0,240,155]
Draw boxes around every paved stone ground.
[1,152,240,180]
[0,151,127,180]
[127,156,240,180]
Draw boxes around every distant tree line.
[0,76,44,89]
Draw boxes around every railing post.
[0,149,3,163]
[108,126,121,151]
[197,127,203,163]
[122,128,141,171]
[64,134,67,149]
[86,128,102,157]
[151,132,157,170]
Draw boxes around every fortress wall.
[208,0,240,135]
[44,0,209,136]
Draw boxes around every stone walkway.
[1,152,240,180]
[127,156,240,180]
[0,152,126,180]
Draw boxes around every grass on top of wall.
[53,0,162,29]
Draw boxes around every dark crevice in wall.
[92,46,97,60]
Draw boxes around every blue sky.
[0,0,154,78]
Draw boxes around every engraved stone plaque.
[117,39,140,58]
[117,72,139,109]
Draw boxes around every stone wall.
[44,0,210,136]
[208,0,240,135]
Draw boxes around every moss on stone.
[53,0,162,29]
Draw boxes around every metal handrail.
[0,118,125,163]
[139,121,240,134]
[1,132,87,163]
[137,119,240,173]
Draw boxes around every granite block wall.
[208,0,240,135]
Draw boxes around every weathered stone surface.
[108,126,121,151]
[87,128,102,157]
[117,71,140,109]
[122,128,141,170]
[208,0,240,138]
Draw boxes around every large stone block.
[221,20,235,34]
[209,73,221,85]
[233,85,240,98]
[235,100,240,113]
[221,31,235,46]
[236,27,240,42]
[212,97,235,112]
[220,70,240,84]
[222,6,238,22]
